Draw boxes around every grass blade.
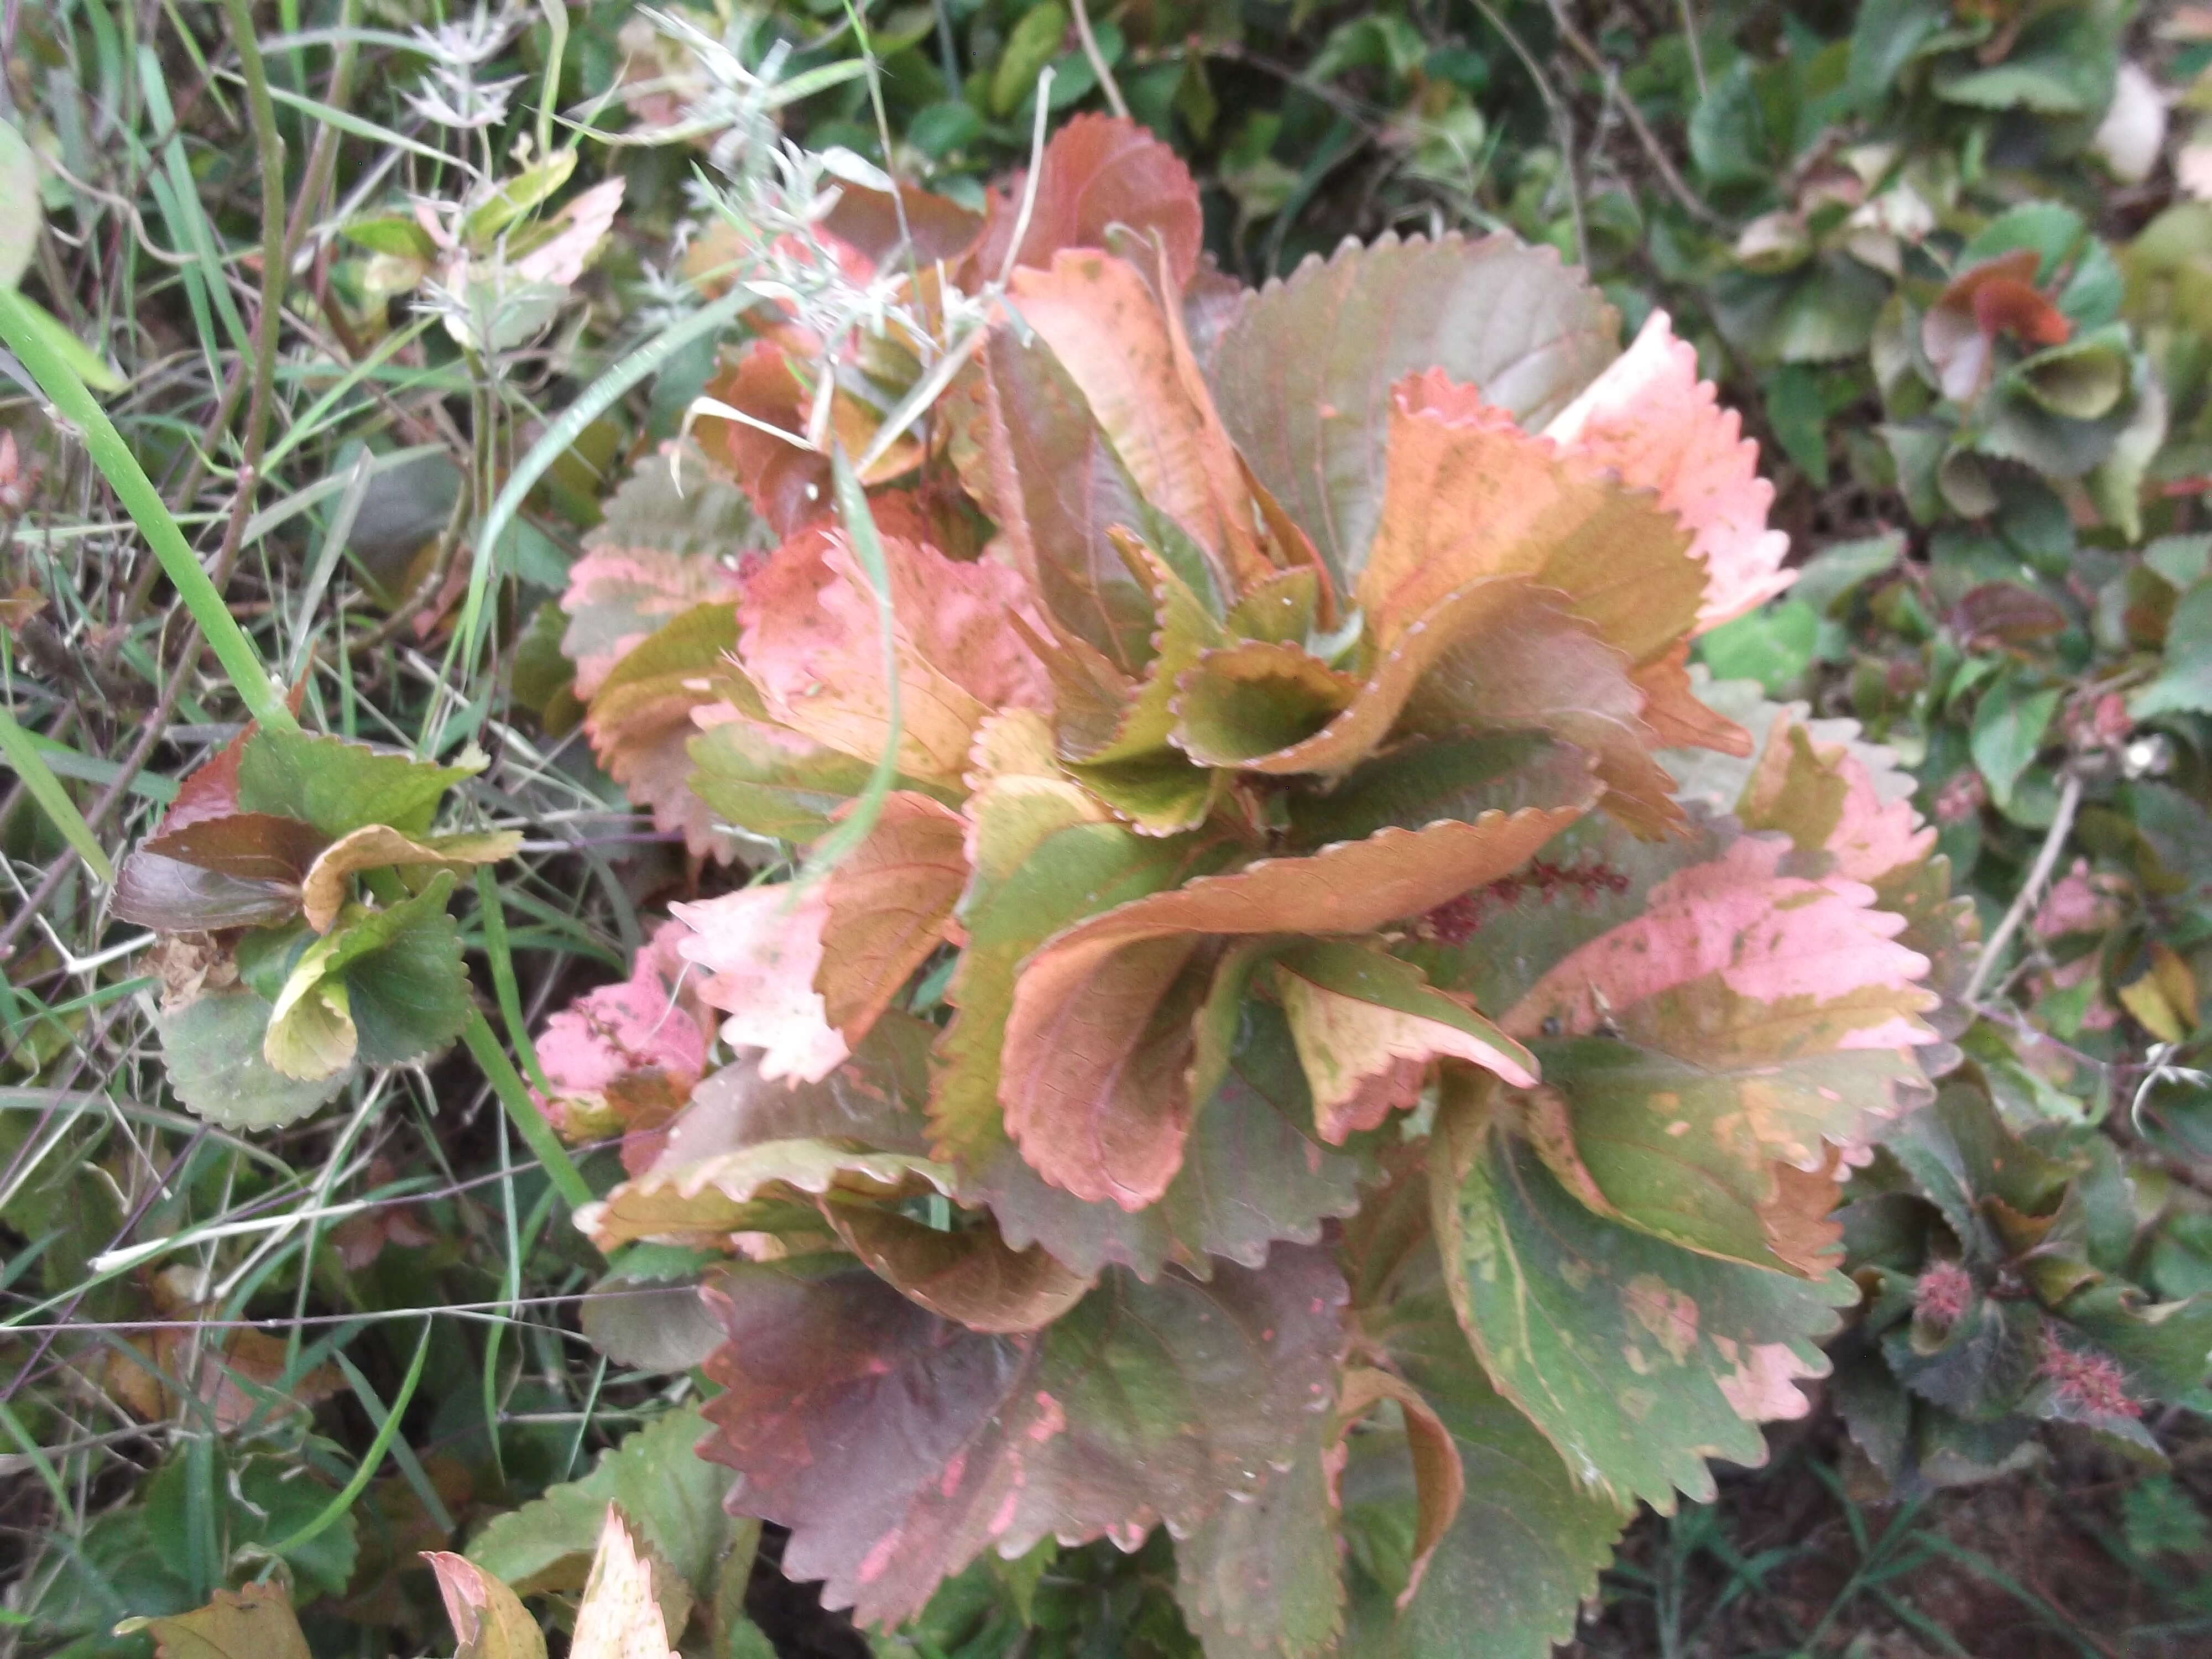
[0,710,113,883]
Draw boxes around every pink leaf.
[1542,310,1792,633]
[533,920,709,1144]
[673,885,850,1083]
[515,178,627,286]
[1504,836,1938,1061]
[738,525,1052,781]
[561,546,748,700]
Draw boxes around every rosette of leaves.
[1876,204,2154,530]
[1830,1074,2212,1497]
[542,116,1959,1657]
[112,727,517,1128]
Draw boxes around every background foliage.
[3,1,2212,1656]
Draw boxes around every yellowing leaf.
[2121,945,2199,1043]
[1272,941,1536,1144]
[300,825,520,932]
[570,1507,679,1659]
[425,1553,548,1659]
[118,1583,313,1659]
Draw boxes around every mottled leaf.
[696,1244,1345,1626]
[1432,1078,1857,1508]
[533,920,708,1144]
[582,603,743,861]
[1171,639,1361,770]
[1272,940,1536,1144]
[737,525,1051,782]
[119,1582,312,1659]
[1357,374,1703,671]
[1172,1406,1342,1659]
[425,1554,547,1659]
[672,882,848,1083]
[562,544,750,700]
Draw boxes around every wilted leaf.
[425,1554,547,1659]
[1272,941,1535,1144]
[141,812,328,884]
[580,1138,951,1251]
[1922,249,2072,404]
[119,1582,312,1659]
[1000,807,1582,1208]
[1433,1077,1858,1509]
[816,792,967,1040]
[112,850,304,932]
[696,1244,1345,1627]
[1541,310,1793,631]
[300,825,518,932]
[1208,233,1619,587]
[569,1508,679,1659]
[672,882,848,1083]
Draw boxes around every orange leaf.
[817,792,969,1041]
[967,112,1204,288]
[1000,806,1586,1207]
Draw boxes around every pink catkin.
[2037,1335,2141,1419]
[1913,1259,1974,1326]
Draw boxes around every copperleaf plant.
[542,116,1969,1657]
[113,726,516,1128]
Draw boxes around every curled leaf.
[300,826,520,932]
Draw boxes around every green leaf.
[686,718,893,844]
[696,1245,1346,1627]
[468,1407,744,1598]
[235,731,479,838]
[2131,583,2212,719]
[1694,599,1818,694]
[265,873,466,1079]
[1172,1407,1343,1659]
[156,985,348,1129]
[1689,60,1772,188]
[990,2,1069,116]
[1343,1190,1630,1658]
[1969,675,2060,808]
[1207,233,1618,588]
[1432,1077,1857,1509]
[1848,0,1945,109]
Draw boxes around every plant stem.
[1964,769,2084,1007]
[461,1006,593,1213]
